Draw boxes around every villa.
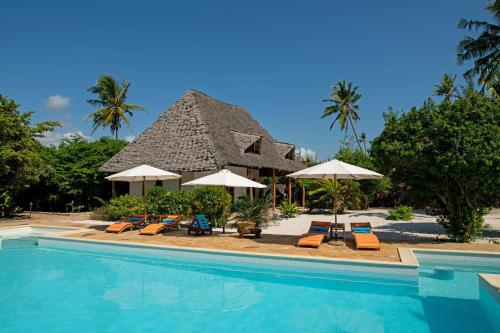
[100,89,304,205]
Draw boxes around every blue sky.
[0,0,491,159]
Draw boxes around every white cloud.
[125,135,136,142]
[44,95,70,111]
[296,147,317,161]
[38,130,92,146]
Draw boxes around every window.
[244,137,262,154]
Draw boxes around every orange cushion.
[105,222,133,233]
[353,232,380,249]
[139,223,165,235]
[297,233,325,248]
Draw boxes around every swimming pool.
[0,237,498,333]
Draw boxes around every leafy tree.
[433,74,459,101]
[190,186,232,229]
[322,81,364,151]
[87,75,147,140]
[0,95,58,216]
[457,0,500,87]
[371,90,499,242]
[146,186,191,216]
[23,136,127,211]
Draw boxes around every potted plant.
[233,195,271,237]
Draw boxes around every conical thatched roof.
[100,89,304,173]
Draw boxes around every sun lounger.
[105,215,147,233]
[297,221,331,248]
[187,214,212,235]
[139,215,180,235]
[350,222,380,250]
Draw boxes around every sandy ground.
[1,209,499,263]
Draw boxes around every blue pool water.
[0,237,498,333]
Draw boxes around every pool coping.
[479,274,500,292]
[0,224,87,236]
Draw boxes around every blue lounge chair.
[187,214,213,235]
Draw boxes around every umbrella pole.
[143,177,147,220]
[222,185,227,234]
[334,174,338,241]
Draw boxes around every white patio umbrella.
[182,169,266,233]
[105,165,181,216]
[181,169,266,188]
[288,159,383,241]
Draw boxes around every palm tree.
[360,132,368,152]
[322,81,364,151]
[433,74,459,100]
[488,71,500,98]
[86,75,147,140]
[457,0,500,88]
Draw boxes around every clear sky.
[0,0,492,159]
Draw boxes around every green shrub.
[98,195,145,220]
[190,186,232,228]
[233,195,272,227]
[279,201,300,218]
[386,205,413,221]
[146,187,191,216]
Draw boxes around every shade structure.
[287,159,383,180]
[105,165,181,218]
[182,169,266,188]
[105,165,181,182]
[288,159,383,241]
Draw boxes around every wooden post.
[143,177,147,218]
[302,185,306,208]
[111,181,116,198]
[287,178,292,204]
[249,167,253,200]
[272,169,276,212]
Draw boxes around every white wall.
[129,181,142,196]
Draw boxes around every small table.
[329,223,345,242]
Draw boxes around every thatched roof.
[100,89,304,173]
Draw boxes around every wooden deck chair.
[140,215,180,235]
[105,215,147,233]
[350,222,380,250]
[187,214,212,235]
[297,221,331,248]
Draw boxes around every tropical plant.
[371,90,500,242]
[386,205,413,221]
[0,94,59,216]
[87,75,147,140]
[322,81,364,151]
[307,178,362,213]
[457,0,500,87]
[190,186,232,228]
[433,74,459,100]
[279,201,301,218]
[233,195,272,227]
[146,187,191,216]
